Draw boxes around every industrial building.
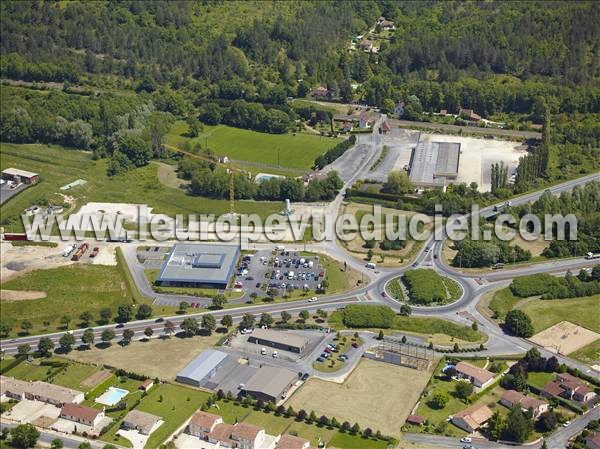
[247,329,308,354]
[1,168,39,184]
[176,349,229,387]
[157,243,240,288]
[242,366,298,403]
[408,140,461,189]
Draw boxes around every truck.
[89,247,100,257]
[585,252,600,260]
[71,242,88,261]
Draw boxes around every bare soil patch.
[0,289,47,301]
[82,369,112,388]
[529,321,600,355]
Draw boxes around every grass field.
[65,333,222,381]
[166,121,341,172]
[136,383,211,449]
[289,358,434,437]
[2,357,67,382]
[569,339,600,366]
[51,362,102,390]
[0,143,282,232]
[1,264,133,337]
[487,288,523,320]
[516,295,600,333]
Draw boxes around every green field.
[569,339,600,366]
[516,295,600,333]
[51,362,101,390]
[135,383,211,449]
[0,143,282,232]
[166,121,341,172]
[2,358,67,382]
[488,288,523,319]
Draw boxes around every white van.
[275,245,285,251]
[366,262,377,269]
[272,351,278,358]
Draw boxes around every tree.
[258,313,273,328]
[505,310,534,337]
[179,301,189,314]
[299,310,309,321]
[37,337,54,357]
[10,424,39,449]
[181,317,199,337]
[280,311,291,323]
[377,330,384,340]
[100,308,112,324]
[21,320,33,334]
[211,294,227,309]
[81,328,95,347]
[202,315,217,334]
[60,315,72,329]
[136,304,153,320]
[220,315,233,328]
[101,329,116,345]
[17,344,31,356]
[145,112,171,158]
[117,304,133,323]
[503,405,533,443]
[383,170,413,194]
[487,411,506,441]
[79,311,93,326]
[164,320,176,336]
[239,313,256,330]
[58,333,75,352]
[471,322,478,331]
[144,327,154,339]
[454,381,474,399]
[122,329,134,345]
[399,304,412,316]
[429,392,449,409]
[50,438,63,449]
[537,411,558,432]
[186,115,203,137]
[0,321,12,337]
[78,442,91,449]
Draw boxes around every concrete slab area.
[2,399,61,424]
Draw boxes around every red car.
[352,342,359,348]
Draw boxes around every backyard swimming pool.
[96,386,129,406]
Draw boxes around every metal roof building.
[247,329,309,354]
[176,349,229,387]
[157,243,240,288]
[409,141,460,188]
[243,366,298,404]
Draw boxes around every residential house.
[208,423,236,448]
[455,361,495,389]
[380,19,396,30]
[543,373,597,403]
[312,86,329,100]
[381,121,391,134]
[451,403,494,433]
[188,410,223,439]
[500,390,549,418]
[60,403,105,428]
[394,101,405,117]
[341,122,353,133]
[585,432,600,449]
[276,434,310,449]
[139,379,154,392]
[439,109,448,116]
[231,422,265,449]
[459,108,482,122]
[406,415,424,426]
[0,376,84,406]
[358,112,372,129]
[360,39,374,52]
[122,410,162,435]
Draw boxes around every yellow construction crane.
[163,143,243,215]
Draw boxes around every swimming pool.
[96,387,129,406]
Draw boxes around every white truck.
[63,244,75,257]
[585,252,600,260]
[366,262,377,269]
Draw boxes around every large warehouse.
[408,141,461,189]
[247,329,308,354]
[242,366,298,403]
[157,243,240,288]
[176,349,228,387]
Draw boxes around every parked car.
[460,437,472,443]
[316,357,325,363]
[352,342,359,348]
[301,373,309,381]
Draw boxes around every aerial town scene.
[0,2,599,449]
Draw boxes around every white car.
[460,437,472,443]
[563,421,571,427]
[308,297,318,303]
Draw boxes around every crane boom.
[163,143,239,215]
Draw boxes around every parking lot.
[232,249,272,297]
[264,250,324,297]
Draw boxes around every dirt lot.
[65,334,222,380]
[0,289,46,301]
[0,242,73,282]
[288,358,434,437]
[529,321,600,355]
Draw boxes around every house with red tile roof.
[543,373,596,403]
[60,403,105,428]
[276,433,310,449]
[500,390,549,418]
[451,403,494,433]
[188,410,223,439]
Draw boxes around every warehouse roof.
[2,168,38,178]
[157,243,240,285]
[250,329,308,349]
[409,141,460,186]
[244,366,297,399]
[176,349,228,384]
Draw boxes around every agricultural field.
[64,333,223,381]
[0,143,282,232]
[290,358,434,437]
[166,121,341,172]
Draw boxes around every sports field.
[529,321,600,355]
[288,358,434,437]
[166,121,341,171]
